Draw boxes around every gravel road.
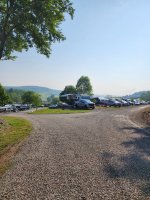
[0,107,150,200]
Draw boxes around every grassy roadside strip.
[96,106,121,109]
[0,116,32,176]
[30,108,90,114]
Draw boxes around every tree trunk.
[0,39,6,60]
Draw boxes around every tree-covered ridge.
[141,91,150,101]
[0,83,43,106]
[124,91,150,100]
[5,86,61,100]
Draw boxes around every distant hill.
[5,86,61,101]
[124,91,150,99]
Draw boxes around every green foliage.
[5,86,61,101]
[31,108,90,114]
[76,76,93,95]
[47,95,60,105]
[141,92,150,101]
[0,116,32,152]
[33,93,42,108]
[47,94,54,103]
[0,83,9,105]
[22,91,42,107]
[51,96,60,105]
[0,116,32,175]
[0,0,74,60]
[6,88,25,103]
[60,85,77,95]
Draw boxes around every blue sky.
[0,0,150,96]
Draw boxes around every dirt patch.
[141,107,150,125]
[0,118,10,132]
[0,118,22,176]
[0,119,7,126]
[130,106,150,126]
[0,142,24,177]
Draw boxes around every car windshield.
[82,99,92,103]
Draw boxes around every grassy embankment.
[30,108,90,114]
[0,116,32,176]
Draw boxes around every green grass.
[0,116,32,153]
[0,116,32,175]
[30,108,90,114]
[96,106,121,109]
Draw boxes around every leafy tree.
[22,91,42,109]
[0,0,74,60]
[32,93,42,110]
[51,96,60,105]
[6,88,25,103]
[47,95,54,103]
[0,83,9,105]
[47,95,60,104]
[60,85,76,95]
[76,76,93,95]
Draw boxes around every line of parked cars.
[49,95,150,110]
[0,104,31,112]
[49,99,95,110]
[92,97,150,107]
[1,97,149,113]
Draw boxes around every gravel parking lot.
[0,107,150,200]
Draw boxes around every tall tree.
[60,85,76,95]
[0,0,74,60]
[32,93,42,110]
[76,76,93,95]
[0,83,9,105]
[22,91,42,109]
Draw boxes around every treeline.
[0,83,42,107]
[6,88,25,103]
[60,76,93,96]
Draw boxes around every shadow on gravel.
[101,126,150,196]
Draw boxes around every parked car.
[105,99,121,107]
[0,106,7,112]
[2,105,12,112]
[58,103,72,109]
[49,103,71,109]
[91,98,108,107]
[74,99,95,109]
[11,105,18,112]
[133,100,141,106]
[49,104,59,109]
[124,99,134,106]
[19,104,30,111]
[140,100,148,105]
[0,104,18,112]
[116,99,130,106]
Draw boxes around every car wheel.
[75,104,78,109]
[84,105,88,109]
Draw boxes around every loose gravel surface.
[0,107,150,200]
